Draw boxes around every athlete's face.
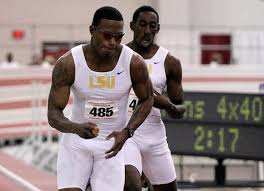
[132,11,159,48]
[91,19,124,57]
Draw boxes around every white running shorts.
[124,123,176,185]
[57,133,125,191]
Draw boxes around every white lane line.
[0,164,42,191]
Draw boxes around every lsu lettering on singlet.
[128,46,168,124]
[71,44,133,138]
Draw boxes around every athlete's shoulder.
[52,50,75,85]
[131,51,144,65]
[164,51,182,76]
[56,50,75,70]
[165,51,181,67]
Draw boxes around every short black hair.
[132,5,159,23]
[92,6,123,26]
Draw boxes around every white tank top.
[71,44,133,138]
[128,46,168,124]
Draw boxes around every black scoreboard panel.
[183,92,264,126]
[165,120,264,160]
[163,92,264,160]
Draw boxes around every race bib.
[128,92,138,118]
[85,100,118,121]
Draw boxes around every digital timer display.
[183,92,264,125]
[164,92,264,160]
[165,121,264,160]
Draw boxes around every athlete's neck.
[128,41,159,59]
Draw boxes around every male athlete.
[47,6,153,191]
[124,6,185,191]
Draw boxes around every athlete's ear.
[130,21,135,31]
[157,24,160,33]
[90,25,96,35]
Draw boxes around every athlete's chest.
[145,59,166,88]
[73,67,131,100]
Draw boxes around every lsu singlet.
[128,46,168,124]
[71,44,133,138]
[57,44,134,191]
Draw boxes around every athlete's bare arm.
[127,53,154,129]
[153,54,185,118]
[47,53,98,139]
[105,54,153,158]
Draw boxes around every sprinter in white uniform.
[124,6,185,191]
[47,7,153,191]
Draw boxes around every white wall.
[0,0,153,25]
[0,0,152,64]
[157,0,264,65]
[155,0,192,65]
[190,0,264,26]
[1,0,264,65]
[157,0,191,26]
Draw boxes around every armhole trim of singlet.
[71,45,85,88]
[123,45,134,87]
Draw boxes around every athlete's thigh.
[152,180,178,191]
[90,142,125,191]
[124,138,142,173]
[57,134,93,191]
[142,141,176,185]
[59,188,82,191]
[124,164,142,191]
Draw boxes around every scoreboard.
[164,91,264,160]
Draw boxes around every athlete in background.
[124,6,185,191]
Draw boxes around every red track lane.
[0,151,57,191]
[0,173,26,191]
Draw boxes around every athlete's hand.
[154,89,186,118]
[75,122,99,139]
[105,129,129,159]
[167,104,186,118]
